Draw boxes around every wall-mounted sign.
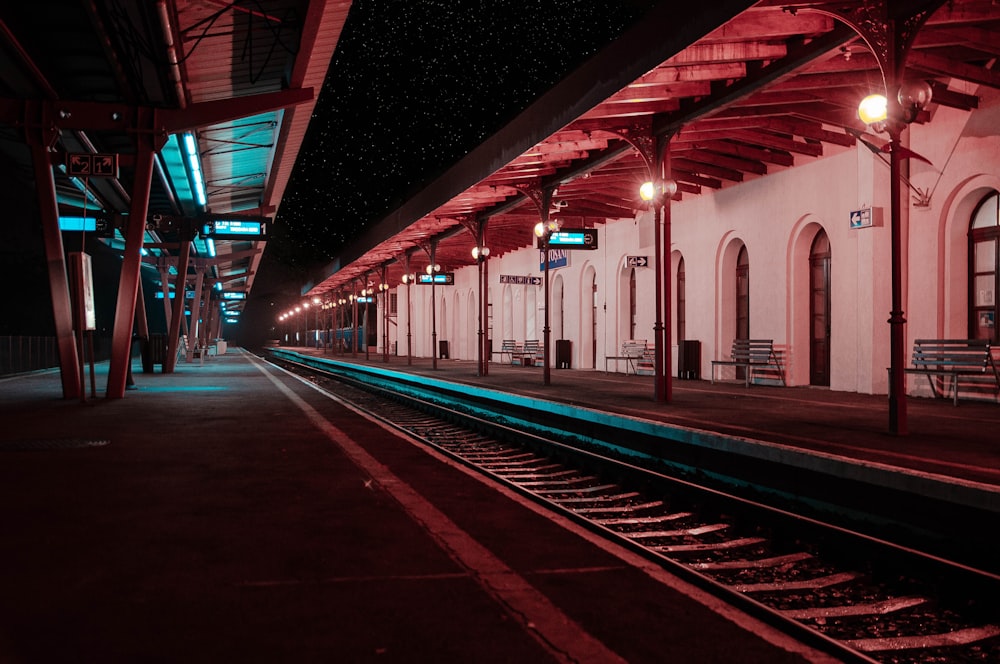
[500,275,542,285]
[417,273,454,285]
[850,207,883,229]
[536,228,598,249]
[539,248,569,271]
[627,255,649,267]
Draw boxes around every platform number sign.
[66,153,119,178]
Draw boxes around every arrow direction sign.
[92,154,118,177]
[627,255,648,267]
[66,153,119,178]
[66,154,91,176]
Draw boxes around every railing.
[0,336,60,375]
[0,335,112,376]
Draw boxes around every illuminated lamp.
[858,93,888,127]
[471,246,490,260]
[640,179,679,201]
[534,220,560,238]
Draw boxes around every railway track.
[270,353,1000,663]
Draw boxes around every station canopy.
[305,0,1000,296]
[0,0,351,316]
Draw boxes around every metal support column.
[30,137,81,398]
[107,132,157,398]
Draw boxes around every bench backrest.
[731,339,775,362]
[500,340,517,352]
[911,339,992,370]
[523,340,540,353]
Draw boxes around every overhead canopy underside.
[0,0,351,316]
[306,0,1000,296]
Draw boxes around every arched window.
[629,268,637,339]
[736,245,749,339]
[677,257,686,342]
[809,230,831,386]
[970,192,999,340]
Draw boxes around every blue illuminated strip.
[58,216,96,232]
[183,133,207,206]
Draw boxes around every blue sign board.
[536,228,598,250]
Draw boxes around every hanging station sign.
[536,228,598,249]
[417,273,454,285]
[200,217,268,240]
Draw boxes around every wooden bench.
[605,340,647,374]
[711,339,785,387]
[904,338,999,405]
[493,339,517,364]
[515,340,541,366]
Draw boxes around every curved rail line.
[267,351,1000,664]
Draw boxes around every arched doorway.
[736,245,749,339]
[809,229,831,386]
[735,245,749,380]
[970,191,999,340]
[629,267,637,340]
[677,257,686,342]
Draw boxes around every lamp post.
[472,244,490,376]
[362,287,371,361]
[534,218,560,386]
[350,292,358,358]
[858,80,932,435]
[311,297,321,349]
[427,261,441,370]
[337,297,346,354]
[640,176,678,403]
[401,272,415,365]
[379,282,390,362]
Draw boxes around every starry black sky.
[266,0,653,272]
[241,0,657,345]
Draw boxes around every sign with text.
[627,255,649,267]
[417,273,454,285]
[66,153,119,178]
[536,228,598,250]
[850,207,883,229]
[500,275,542,286]
[539,248,569,271]
[201,218,267,239]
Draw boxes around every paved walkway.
[0,350,837,663]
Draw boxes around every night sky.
[241,0,656,345]
[257,0,654,278]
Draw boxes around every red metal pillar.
[164,234,190,373]
[30,138,82,398]
[887,122,907,434]
[662,142,673,403]
[106,124,159,398]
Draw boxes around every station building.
[300,3,1000,408]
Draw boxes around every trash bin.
[439,340,449,359]
[678,340,701,379]
[556,339,571,369]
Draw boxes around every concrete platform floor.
[0,350,843,663]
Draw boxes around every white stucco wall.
[384,88,1000,398]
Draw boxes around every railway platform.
[296,346,1000,491]
[0,346,996,662]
